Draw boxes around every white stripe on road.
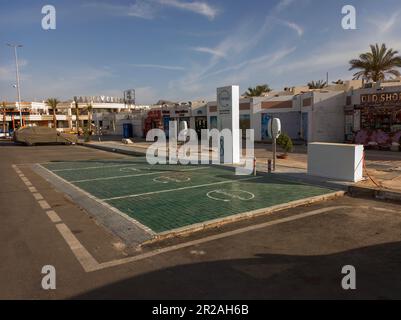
[28,186,38,193]
[71,171,168,183]
[70,166,209,183]
[51,164,140,172]
[38,200,51,210]
[13,164,98,272]
[102,176,263,201]
[46,210,62,223]
[33,193,44,201]
[55,224,99,272]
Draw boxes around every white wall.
[311,91,346,142]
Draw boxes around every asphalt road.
[1,141,401,300]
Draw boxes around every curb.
[348,185,401,203]
[78,142,145,157]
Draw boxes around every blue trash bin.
[123,123,133,139]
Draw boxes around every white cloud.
[367,11,401,34]
[83,1,156,19]
[168,8,291,94]
[131,64,186,71]
[278,19,304,36]
[0,59,29,82]
[127,0,157,19]
[83,0,219,20]
[201,47,296,80]
[191,47,226,58]
[158,0,219,20]
[273,0,295,13]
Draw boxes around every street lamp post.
[7,44,23,128]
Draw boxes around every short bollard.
[268,159,272,173]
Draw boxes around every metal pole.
[14,46,22,126]
[8,44,23,128]
[273,135,277,171]
[271,117,277,172]
[13,46,22,127]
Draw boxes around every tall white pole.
[14,46,22,125]
[8,44,23,127]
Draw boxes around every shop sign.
[361,92,401,106]
[74,96,125,104]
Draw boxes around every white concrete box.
[308,143,364,182]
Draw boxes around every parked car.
[13,127,78,146]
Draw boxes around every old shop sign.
[74,96,125,104]
[361,92,401,105]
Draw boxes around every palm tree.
[245,84,271,97]
[307,80,327,89]
[74,98,80,135]
[45,98,60,129]
[349,43,401,82]
[86,103,93,135]
[332,79,344,85]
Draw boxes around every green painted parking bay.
[41,159,335,234]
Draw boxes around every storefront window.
[360,106,401,133]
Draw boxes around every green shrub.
[277,133,293,154]
[83,129,91,142]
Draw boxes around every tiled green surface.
[43,159,335,233]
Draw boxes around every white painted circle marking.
[119,167,140,172]
[206,189,255,202]
[153,175,191,184]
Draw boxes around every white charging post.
[268,118,281,171]
[217,86,240,164]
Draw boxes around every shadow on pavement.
[72,241,401,300]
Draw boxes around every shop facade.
[346,85,401,149]
[206,90,346,143]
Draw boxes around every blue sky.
[1,0,401,104]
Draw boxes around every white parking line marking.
[33,193,44,201]
[71,171,166,183]
[12,165,98,272]
[55,224,99,272]
[102,176,263,201]
[28,186,38,193]
[70,166,209,183]
[46,210,62,223]
[51,164,140,172]
[38,200,51,210]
